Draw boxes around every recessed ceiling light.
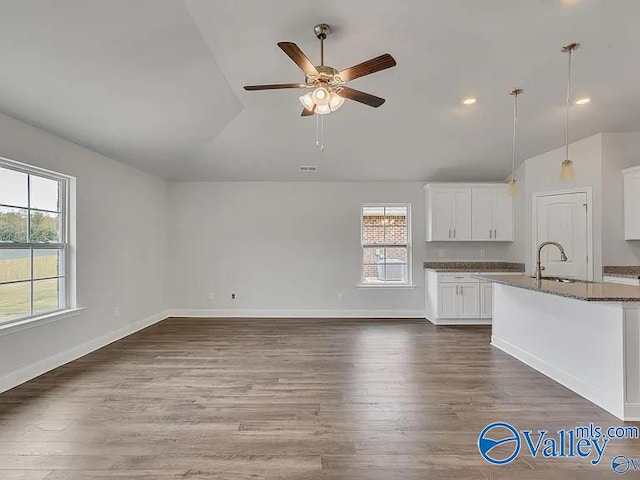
[462,97,477,106]
[575,97,591,105]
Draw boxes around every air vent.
[299,165,318,173]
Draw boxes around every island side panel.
[625,306,640,420]
[491,283,625,419]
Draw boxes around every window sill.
[0,308,85,337]
[356,283,418,290]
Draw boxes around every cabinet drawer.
[438,273,478,283]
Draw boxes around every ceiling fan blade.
[244,83,307,91]
[278,42,319,76]
[338,86,386,107]
[338,54,397,82]
[301,105,315,116]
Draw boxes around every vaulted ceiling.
[0,0,638,181]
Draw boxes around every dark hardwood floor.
[0,318,638,479]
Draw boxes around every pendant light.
[507,88,523,197]
[560,42,580,181]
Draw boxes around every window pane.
[34,249,62,279]
[384,262,408,283]
[33,278,61,315]
[384,206,407,217]
[0,281,31,322]
[0,167,28,207]
[0,206,28,243]
[30,211,61,243]
[30,176,60,212]
[384,247,408,263]
[362,225,385,245]
[0,249,31,283]
[362,247,383,283]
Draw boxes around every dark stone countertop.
[424,261,525,273]
[478,274,640,302]
[603,266,640,280]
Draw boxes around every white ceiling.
[0,0,639,181]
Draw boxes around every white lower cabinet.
[458,282,480,318]
[426,271,502,325]
[480,282,493,319]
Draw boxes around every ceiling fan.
[243,24,397,116]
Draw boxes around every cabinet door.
[438,284,458,319]
[430,190,453,241]
[458,282,480,318]
[625,171,640,240]
[472,189,493,241]
[452,189,472,240]
[492,189,514,241]
[480,282,493,319]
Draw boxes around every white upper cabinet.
[425,184,513,242]
[472,187,514,241]
[425,187,472,241]
[624,166,640,240]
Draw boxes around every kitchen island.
[479,274,640,420]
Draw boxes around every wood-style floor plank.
[0,318,638,478]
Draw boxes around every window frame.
[360,203,413,287]
[0,158,72,326]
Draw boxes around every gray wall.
[0,111,170,389]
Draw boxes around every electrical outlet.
[231,293,236,300]
[207,292,214,301]
[438,249,445,259]
[337,292,344,302]
[114,306,121,317]
[480,249,486,258]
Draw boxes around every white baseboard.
[0,309,170,394]
[428,317,492,326]
[167,308,425,319]
[491,335,624,420]
[624,403,640,421]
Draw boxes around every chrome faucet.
[536,241,568,281]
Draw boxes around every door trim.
[531,187,594,281]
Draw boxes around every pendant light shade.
[507,88,523,198]
[560,42,580,181]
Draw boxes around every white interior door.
[535,192,589,280]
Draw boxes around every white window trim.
[359,202,414,288]
[0,156,77,328]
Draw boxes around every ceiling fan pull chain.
[320,115,324,152]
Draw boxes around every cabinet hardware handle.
[448,229,451,239]
[453,229,456,239]
[456,285,459,295]
[489,229,492,239]
[494,229,497,238]
[459,285,463,295]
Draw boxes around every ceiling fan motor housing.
[314,23,331,40]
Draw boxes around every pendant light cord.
[565,48,572,161]
[512,92,518,180]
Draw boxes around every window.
[0,160,70,324]
[361,204,411,285]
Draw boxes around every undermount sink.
[528,276,591,284]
